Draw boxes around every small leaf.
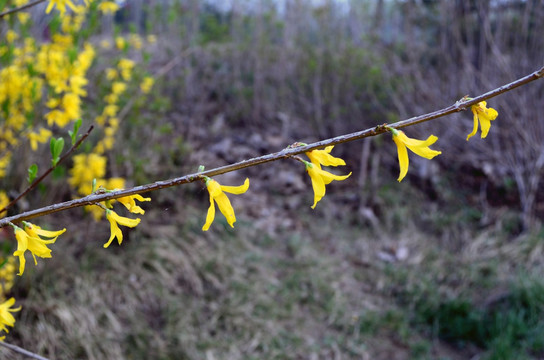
[27,164,38,184]
[53,137,65,158]
[51,137,64,166]
[69,118,82,145]
[92,178,97,193]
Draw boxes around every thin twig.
[0,65,542,228]
[0,125,94,216]
[0,0,47,18]
[0,341,50,360]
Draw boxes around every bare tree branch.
[0,0,47,18]
[0,341,50,360]
[0,65,542,228]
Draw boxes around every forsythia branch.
[0,65,542,228]
[0,0,47,18]
[0,340,51,360]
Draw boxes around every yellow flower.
[117,58,135,80]
[105,68,118,81]
[147,35,157,44]
[0,192,9,218]
[111,82,126,95]
[104,210,141,248]
[305,161,351,209]
[115,37,127,50]
[391,129,442,182]
[12,222,66,276]
[140,76,154,94]
[202,178,249,231]
[466,101,499,141]
[46,0,78,15]
[0,297,21,338]
[305,145,346,169]
[6,30,18,44]
[117,194,151,215]
[27,128,52,151]
[97,1,120,15]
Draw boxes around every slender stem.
[0,0,47,18]
[0,341,50,360]
[0,65,542,228]
[0,125,94,216]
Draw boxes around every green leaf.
[50,137,65,166]
[27,164,38,184]
[69,118,82,145]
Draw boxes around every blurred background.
[1,0,544,359]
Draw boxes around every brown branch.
[0,0,47,18]
[0,341,50,360]
[0,125,94,216]
[0,65,542,228]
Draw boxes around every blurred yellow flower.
[46,0,78,15]
[118,58,135,81]
[147,35,157,44]
[12,222,65,276]
[202,178,249,231]
[305,161,351,209]
[104,210,141,248]
[391,129,441,182]
[111,82,127,95]
[115,36,126,50]
[27,128,52,151]
[98,1,120,15]
[140,76,154,94]
[6,30,18,43]
[0,192,9,217]
[467,101,499,141]
[0,297,21,339]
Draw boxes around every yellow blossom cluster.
[0,258,17,301]
[0,0,161,339]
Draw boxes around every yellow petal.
[396,131,437,148]
[214,192,236,227]
[306,146,346,167]
[466,112,479,141]
[393,136,409,182]
[104,215,121,248]
[479,116,492,138]
[220,178,250,195]
[307,167,326,209]
[109,211,141,228]
[202,193,216,231]
[406,143,442,160]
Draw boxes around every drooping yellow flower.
[305,145,346,169]
[12,222,66,276]
[104,210,141,248]
[202,177,249,231]
[0,297,21,339]
[466,101,499,141]
[97,1,120,14]
[46,0,78,15]
[391,129,442,182]
[305,161,351,209]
